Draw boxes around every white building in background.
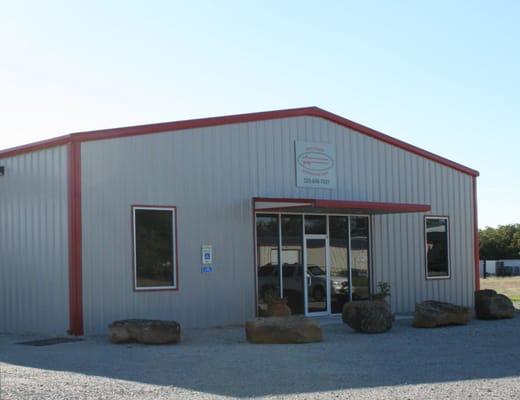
[481,260,520,276]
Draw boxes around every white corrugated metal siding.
[0,146,69,334]
[81,116,475,334]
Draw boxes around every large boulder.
[342,301,393,333]
[108,319,181,344]
[245,316,322,344]
[475,289,515,320]
[413,301,471,328]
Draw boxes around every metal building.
[0,107,480,335]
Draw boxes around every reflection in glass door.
[350,216,370,301]
[304,237,329,314]
[329,216,350,313]
[281,215,304,314]
[256,214,280,315]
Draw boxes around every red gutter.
[0,107,479,177]
[254,197,316,204]
[314,199,431,213]
[473,176,480,291]
[67,140,83,336]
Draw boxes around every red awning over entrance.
[253,197,431,214]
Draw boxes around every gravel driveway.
[1,315,520,399]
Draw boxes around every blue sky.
[0,1,518,228]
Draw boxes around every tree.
[479,224,520,260]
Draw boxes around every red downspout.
[68,140,84,335]
[473,176,480,292]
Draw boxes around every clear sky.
[0,1,518,228]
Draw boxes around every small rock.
[475,289,515,320]
[413,301,471,328]
[342,301,393,333]
[245,316,322,344]
[108,319,181,344]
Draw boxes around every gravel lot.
[1,315,520,399]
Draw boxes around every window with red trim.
[133,207,177,289]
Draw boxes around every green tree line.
[480,224,520,260]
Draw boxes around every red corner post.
[473,176,480,292]
[68,140,84,335]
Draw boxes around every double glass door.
[256,214,370,317]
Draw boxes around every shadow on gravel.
[1,317,520,397]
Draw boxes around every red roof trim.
[254,197,431,214]
[0,106,479,176]
[0,134,72,159]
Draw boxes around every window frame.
[424,215,450,280]
[132,205,179,291]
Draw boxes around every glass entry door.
[256,213,370,317]
[304,236,330,315]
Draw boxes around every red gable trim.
[0,107,479,177]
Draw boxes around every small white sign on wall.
[295,141,336,189]
[201,245,213,265]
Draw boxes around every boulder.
[108,319,181,344]
[342,301,393,333]
[475,289,515,320]
[413,301,471,328]
[245,316,322,344]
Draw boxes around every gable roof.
[0,106,479,177]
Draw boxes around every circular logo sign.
[297,152,334,172]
